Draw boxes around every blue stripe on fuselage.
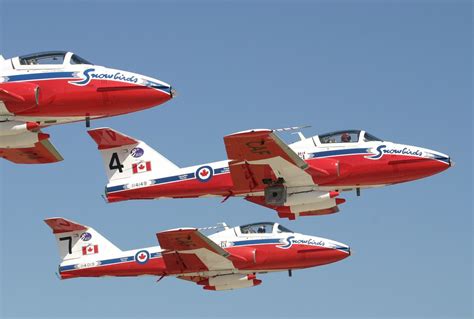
[6,72,76,82]
[107,167,230,194]
[231,238,281,246]
[60,252,162,272]
[309,148,369,159]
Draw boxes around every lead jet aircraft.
[0,51,173,164]
[45,217,350,291]
[88,127,452,220]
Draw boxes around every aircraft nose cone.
[170,86,177,98]
[328,241,351,260]
[427,150,452,170]
[395,146,452,182]
[337,246,351,258]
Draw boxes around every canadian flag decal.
[82,245,99,255]
[132,161,152,174]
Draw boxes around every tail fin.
[44,217,121,262]
[87,127,179,184]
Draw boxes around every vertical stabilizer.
[87,127,180,184]
[44,217,121,262]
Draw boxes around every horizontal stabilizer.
[44,217,87,234]
[88,127,138,150]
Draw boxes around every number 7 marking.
[59,236,72,254]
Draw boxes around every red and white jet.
[88,127,452,220]
[45,217,350,291]
[0,51,173,164]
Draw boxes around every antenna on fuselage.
[273,125,311,133]
[198,222,229,232]
[273,125,310,141]
[292,132,306,141]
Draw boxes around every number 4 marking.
[109,152,124,173]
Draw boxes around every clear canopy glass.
[319,130,361,144]
[240,222,293,234]
[19,51,92,65]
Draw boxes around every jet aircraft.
[45,217,350,291]
[88,127,452,220]
[0,51,173,164]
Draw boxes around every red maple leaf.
[88,247,93,252]
[138,164,145,170]
[139,253,146,260]
[200,169,209,177]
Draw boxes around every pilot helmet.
[341,133,351,142]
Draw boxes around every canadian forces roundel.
[135,250,150,264]
[196,166,213,182]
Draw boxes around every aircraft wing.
[176,273,262,291]
[224,129,347,219]
[223,129,313,192]
[0,133,63,164]
[156,228,235,275]
[245,195,344,220]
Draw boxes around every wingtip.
[226,128,272,136]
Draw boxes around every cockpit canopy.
[317,130,383,144]
[16,51,92,67]
[239,222,293,234]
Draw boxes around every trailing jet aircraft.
[0,51,173,164]
[88,127,452,220]
[45,217,350,291]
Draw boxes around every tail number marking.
[59,236,72,254]
[109,152,124,173]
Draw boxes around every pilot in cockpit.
[257,225,266,233]
[341,133,351,143]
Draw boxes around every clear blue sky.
[0,1,472,318]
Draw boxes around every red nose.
[391,157,451,183]
[96,80,173,116]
